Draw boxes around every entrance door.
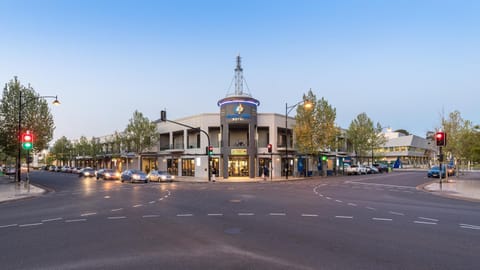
[228,157,249,177]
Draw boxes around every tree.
[346,113,384,164]
[294,90,337,155]
[124,111,158,154]
[50,136,72,166]
[0,77,55,157]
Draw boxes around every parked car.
[96,169,120,180]
[121,169,148,183]
[427,166,446,178]
[344,164,357,175]
[78,167,96,177]
[5,167,16,175]
[373,163,389,173]
[357,165,367,175]
[366,166,379,174]
[147,170,175,182]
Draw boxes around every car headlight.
[161,176,166,180]
[133,175,140,180]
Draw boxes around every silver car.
[121,169,148,183]
[147,170,175,182]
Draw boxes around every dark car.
[121,169,148,183]
[78,167,96,177]
[427,166,446,178]
[96,169,120,180]
[373,163,389,173]
[447,165,456,176]
[147,170,175,182]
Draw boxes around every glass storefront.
[167,159,178,175]
[228,156,249,177]
[182,158,195,176]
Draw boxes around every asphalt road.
[0,171,479,270]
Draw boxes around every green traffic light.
[22,142,33,150]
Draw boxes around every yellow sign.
[231,149,247,155]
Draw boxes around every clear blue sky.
[1,0,478,142]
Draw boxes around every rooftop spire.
[234,55,244,95]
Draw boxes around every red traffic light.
[267,143,272,153]
[22,131,33,143]
[435,131,446,146]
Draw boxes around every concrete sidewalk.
[422,171,480,202]
[0,176,46,203]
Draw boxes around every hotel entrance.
[228,157,249,177]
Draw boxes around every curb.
[417,179,480,203]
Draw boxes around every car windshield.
[131,170,144,174]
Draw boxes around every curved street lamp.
[285,98,313,179]
[16,91,60,182]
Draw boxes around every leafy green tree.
[50,136,72,166]
[0,77,55,157]
[346,112,384,164]
[124,110,158,154]
[294,90,338,175]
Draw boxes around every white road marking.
[419,217,439,222]
[149,201,156,204]
[81,212,97,217]
[346,181,416,190]
[65,219,87,223]
[348,203,357,207]
[459,223,480,230]
[0,224,17,229]
[238,213,255,216]
[372,218,392,221]
[42,217,63,222]
[269,213,286,216]
[19,223,43,228]
[335,200,343,203]
[335,216,353,219]
[207,213,224,216]
[111,208,123,212]
[104,196,110,199]
[326,197,332,200]
[366,207,376,211]
[389,211,405,216]
[133,204,143,208]
[158,198,164,201]
[142,215,159,218]
[414,221,437,225]
[319,194,324,197]
[302,214,318,217]
[177,214,193,217]
[107,216,126,220]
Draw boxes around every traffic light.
[322,155,327,161]
[435,131,447,146]
[208,145,213,156]
[22,131,33,150]
[267,144,272,153]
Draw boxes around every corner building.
[155,56,299,180]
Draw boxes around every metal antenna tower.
[235,55,244,95]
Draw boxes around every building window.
[182,158,195,176]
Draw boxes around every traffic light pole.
[160,112,211,181]
[16,91,22,182]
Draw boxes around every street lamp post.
[285,99,312,179]
[16,91,60,182]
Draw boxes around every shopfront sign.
[231,149,247,155]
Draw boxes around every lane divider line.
[177,214,193,217]
[238,213,255,216]
[207,213,223,216]
[111,208,123,212]
[269,213,286,216]
[149,201,156,204]
[389,211,405,216]
[372,218,392,221]
[142,215,159,218]
[81,212,97,217]
[42,217,63,222]
[335,216,353,219]
[414,221,437,225]
[348,203,357,207]
[65,219,87,223]
[335,200,343,203]
[0,224,18,229]
[366,207,376,211]
[419,217,439,222]
[19,223,43,228]
[107,216,126,220]
[302,214,318,217]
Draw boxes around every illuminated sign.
[231,149,247,155]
